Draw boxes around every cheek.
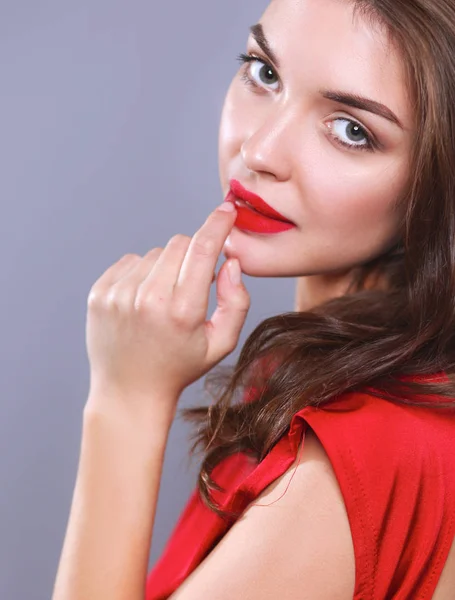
[304,150,404,224]
[301,152,406,259]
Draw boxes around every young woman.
[52,0,455,598]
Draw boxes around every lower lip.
[225,191,296,234]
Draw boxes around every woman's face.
[219,0,414,278]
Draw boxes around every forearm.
[52,396,176,600]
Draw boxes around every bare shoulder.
[170,429,355,600]
[433,533,455,600]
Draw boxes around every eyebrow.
[249,23,404,130]
[249,23,280,68]
[320,90,404,129]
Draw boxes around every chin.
[222,246,293,278]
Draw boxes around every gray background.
[0,1,299,598]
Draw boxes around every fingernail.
[228,259,242,285]
[217,201,236,213]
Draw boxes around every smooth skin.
[85,202,249,406]
[52,0,455,598]
[219,0,413,310]
[52,202,250,599]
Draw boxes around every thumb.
[206,259,250,363]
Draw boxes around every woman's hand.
[85,202,250,418]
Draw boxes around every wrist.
[84,389,178,448]
[85,384,178,425]
[80,406,170,478]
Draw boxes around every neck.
[294,270,355,312]
[294,265,390,312]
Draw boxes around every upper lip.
[229,179,295,224]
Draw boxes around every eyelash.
[235,52,378,153]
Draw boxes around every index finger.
[174,202,237,317]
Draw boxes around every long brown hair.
[182,0,455,520]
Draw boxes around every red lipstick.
[225,180,296,234]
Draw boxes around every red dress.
[146,376,455,599]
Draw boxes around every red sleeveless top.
[146,376,455,599]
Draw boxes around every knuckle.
[144,247,164,259]
[236,295,251,311]
[192,236,217,257]
[170,299,195,328]
[87,287,101,309]
[132,297,148,315]
[124,253,140,260]
[133,292,155,314]
[87,284,136,312]
[121,253,141,264]
[87,290,109,312]
[168,234,191,249]
[105,288,134,311]
[134,287,169,317]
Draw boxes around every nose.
[241,106,296,181]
